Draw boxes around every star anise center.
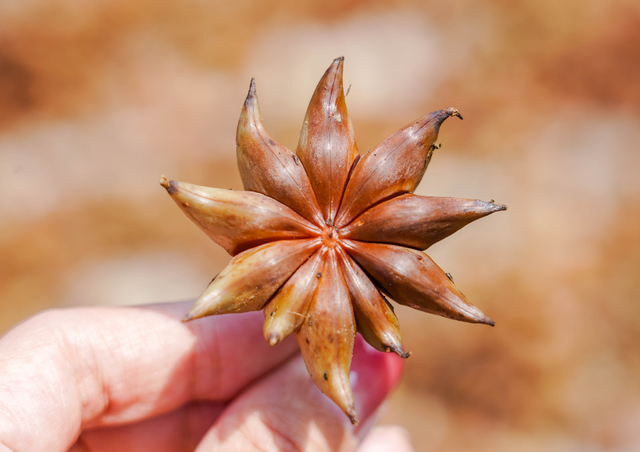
[320,226,337,245]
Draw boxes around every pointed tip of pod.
[388,344,412,359]
[431,108,463,128]
[266,333,281,346]
[240,79,259,120]
[474,310,496,327]
[159,176,178,194]
[238,77,265,143]
[457,299,495,326]
[379,333,412,359]
[346,404,358,425]
[447,107,463,120]
[245,78,257,103]
[387,345,411,359]
[406,108,463,143]
[484,318,496,327]
[185,292,217,321]
[185,305,207,322]
[324,56,345,83]
[475,199,508,214]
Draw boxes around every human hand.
[0,302,413,451]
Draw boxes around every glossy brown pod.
[336,108,462,227]
[297,249,357,424]
[342,194,506,250]
[263,248,324,345]
[186,239,321,320]
[337,248,409,358]
[343,240,494,325]
[296,57,359,223]
[237,79,324,225]
[161,177,319,256]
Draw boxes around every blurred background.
[1,0,640,450]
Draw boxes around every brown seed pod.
[161,57,505,424]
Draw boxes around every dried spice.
[161,57,505,424]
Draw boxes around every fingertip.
[351,337,404,425]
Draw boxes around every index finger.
[0,302,298,452]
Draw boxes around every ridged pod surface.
[162,57,506,423]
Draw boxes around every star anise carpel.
[160,57,505,424]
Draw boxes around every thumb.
[196,337,403,452]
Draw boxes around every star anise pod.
[160,57,505,424]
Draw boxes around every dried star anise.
[160,57,505,424]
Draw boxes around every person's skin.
[0,301,414,452]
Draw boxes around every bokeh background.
[2,0,640,450]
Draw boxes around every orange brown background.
[2,1,640,450]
